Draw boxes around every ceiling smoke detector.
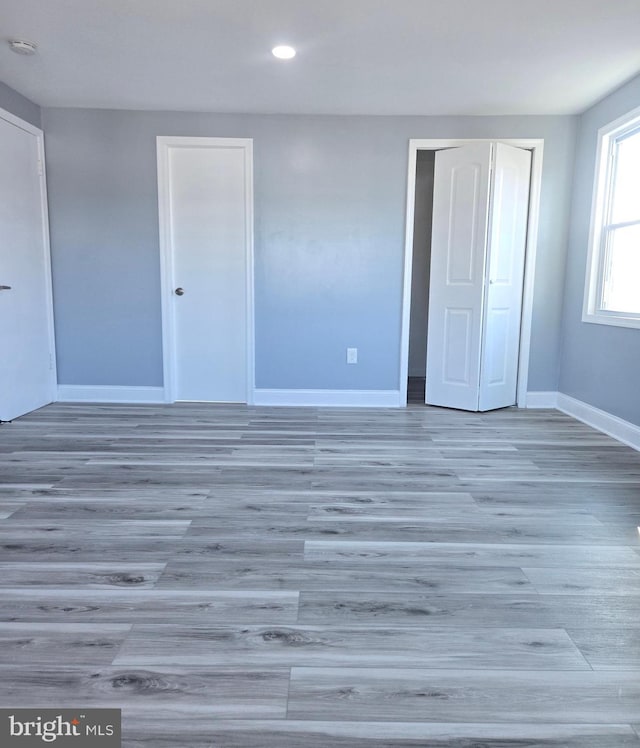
[8,39,38,56]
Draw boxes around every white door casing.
[426,142,493,411]
[479,143,531,411]
[425,142,531,412]
[0,110,56,421]
[157,137,254,403]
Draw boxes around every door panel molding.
[443,308,473,386]
[401,138,544,408]
[157,136,255,404]
[446,162,481,285]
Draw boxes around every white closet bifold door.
[426,142,531,412]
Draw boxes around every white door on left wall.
[0,112,56,421]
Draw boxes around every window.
[583,105,640,329]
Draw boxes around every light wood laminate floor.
[1,402,640,746]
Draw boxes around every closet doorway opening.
[400,139,544,410]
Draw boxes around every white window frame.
[583,104,640,329]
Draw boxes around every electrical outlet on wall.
[347,347,358,364]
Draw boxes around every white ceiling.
[2,0,640,115]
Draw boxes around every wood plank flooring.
[1,402,640,746]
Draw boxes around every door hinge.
[49,353,54,370]
[37,159,44,177]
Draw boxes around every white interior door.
[479,143,531,411]
[426,142,531,412]
[158,137,252,402]
[0,113,55,421]
[426,142,492,410]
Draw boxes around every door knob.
[174,287,184,296]
[0,285,11,291]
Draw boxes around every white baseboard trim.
[54,385,640,450]
[556,393,640,452]
[525,391,559,408]
[57,385,166,404]
[253,389,403,408]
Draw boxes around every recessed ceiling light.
[272,45,296,60]
[8,39,38,56]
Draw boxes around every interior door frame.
[157,136,255,404]
[0,107,58,408]
[400,138,544,408]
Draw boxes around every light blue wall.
[42,108,576,392]
[559,73,640,426]
[0,80,41,129]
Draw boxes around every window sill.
[582,312,640,330]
